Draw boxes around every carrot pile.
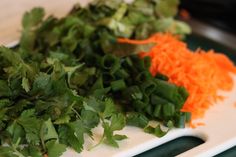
[118,33,236,120]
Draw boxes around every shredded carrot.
[44,154,48,157]
[190,122,205,128]
[196,122,205,126]
[189,121,196,129]
[179,9,191,20]
[234,102,236,108]
[118,33,236,120]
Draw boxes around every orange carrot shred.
[234,102,236,108]
[118,33,236,120]
[196,122,205,126]
[189,121,196,129]
[179,9,191,20]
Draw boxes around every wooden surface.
[0,0,91,45]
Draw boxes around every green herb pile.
[0,0,191,156]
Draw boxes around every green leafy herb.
[46,140,67,157]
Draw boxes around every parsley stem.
[14,137,21,148]
[71,107,81,119]
[88,135,105,151]
[11,138,25,157]
[13,149,25,157]
[88,117,106,151]
[40,128,46,153]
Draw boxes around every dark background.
[180,0,236,35]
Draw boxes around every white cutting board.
[61,75,236,157]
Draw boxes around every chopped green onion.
[133,100,147,111]
[135,71,152,83]
[123,57,133,68]
[101,54,120,74]
[110,79,126,92]
[122,86,142,101]
[154,79,178,101]
[175,112,186,128]
[143,56,151,69]
[162,103,175,118]
[184,112,191,123]
[145,105,153,115]
[140,80,156,96]
[151,94,169,106]
[178,86,189,101]
[142,93,149,104]
[153,104,162,119]
[155,72,169,81]
[115,69,130,79]
[102,72,115,87]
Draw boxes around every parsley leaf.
[0,146,18,157]
[0,80,12,97]
[21,77,30,92]
[58,125,83,153]
[40,119,58,142]
[110,113,126,131]
[81,109,100,129]
[21,8,45,51]
[102,113,127,147]
[46,140,67,157]
[17,110,41,145]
